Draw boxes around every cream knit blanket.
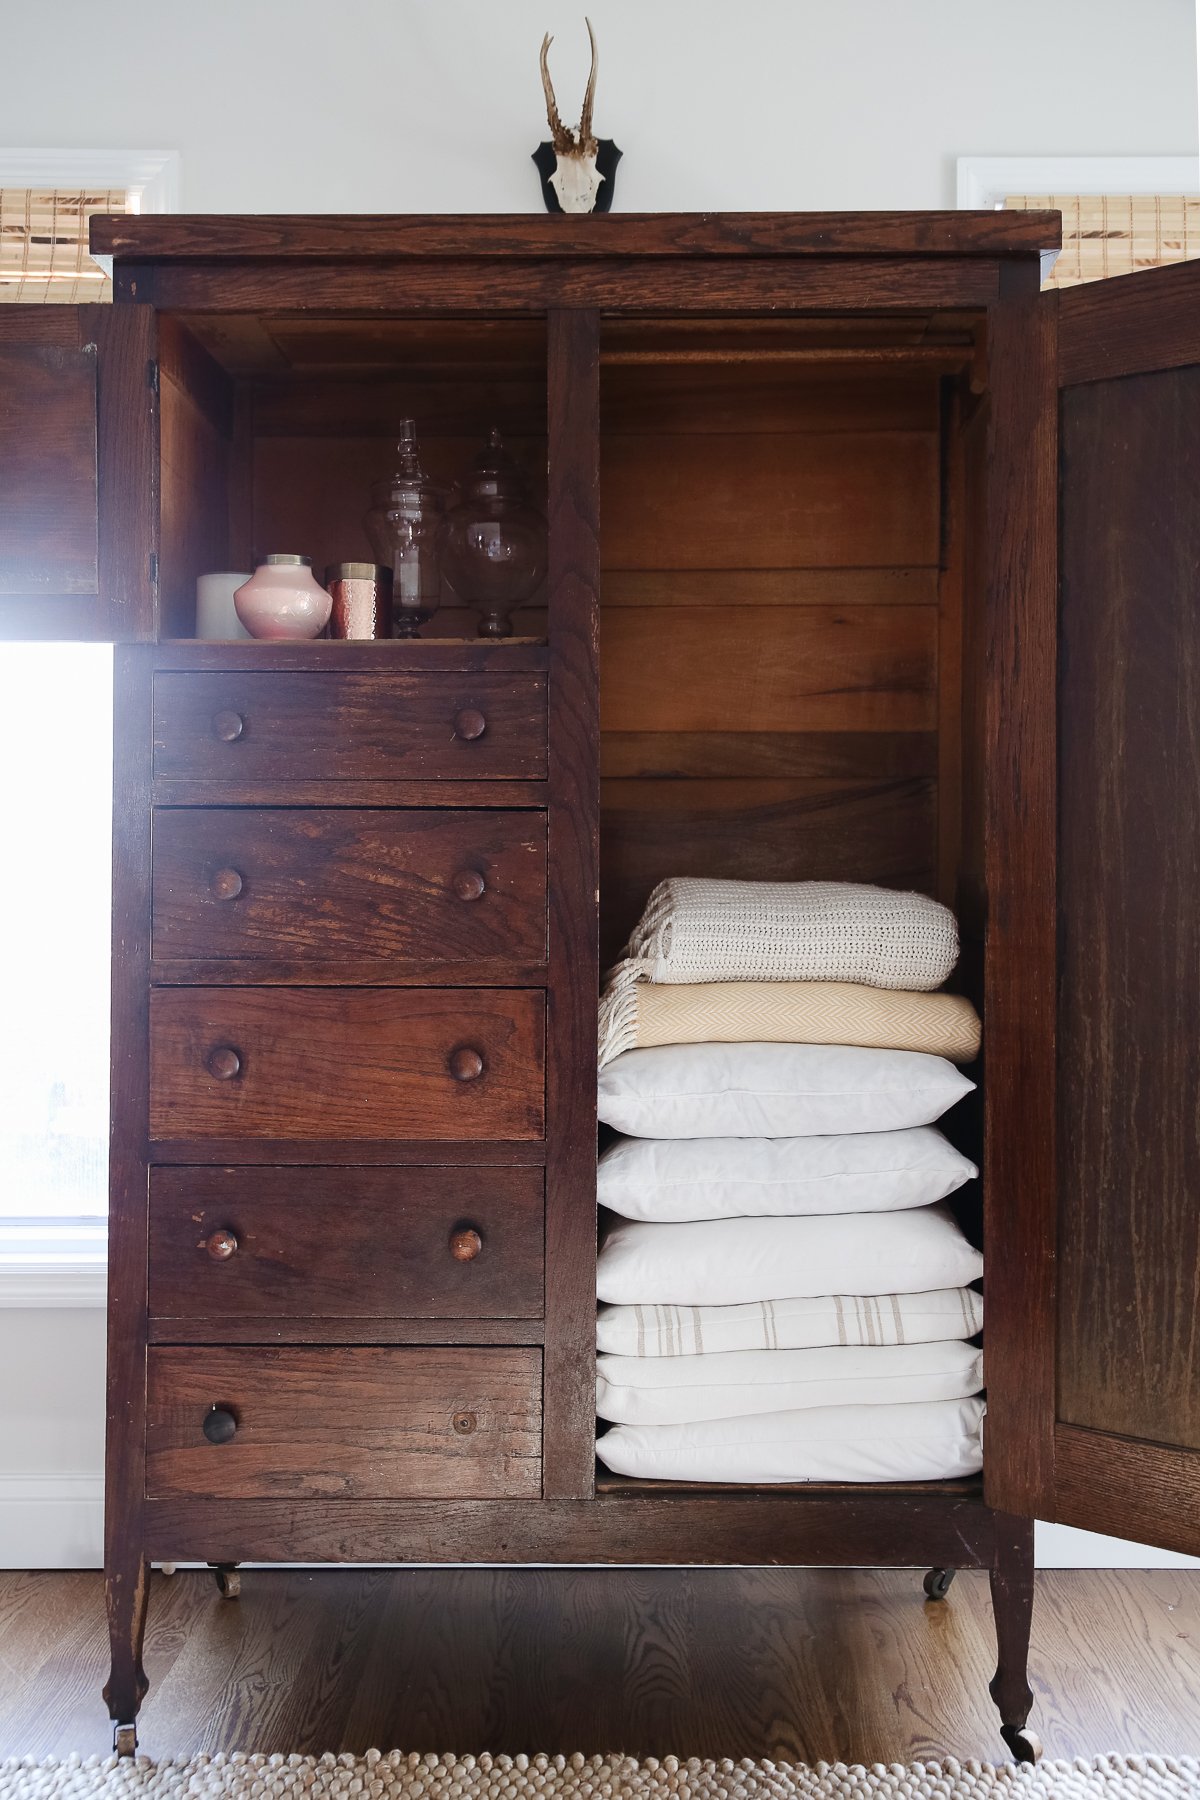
[600,879,960,1067]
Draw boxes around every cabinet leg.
[989,1512,1041,1763]
[103,1557,150,1748]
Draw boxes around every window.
[0,645,112,1232]
[0,149,179,305]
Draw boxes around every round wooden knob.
[452,1411,477,1436]
[448,1045,484,1082]
[202,1406,238,1445]
[451,869,486,902]
[211,867,243,901]
[449,1227,483,1262]
[453,707,487,742]
[201,1229,238,1261]
[212,710,244,743]
[206,1045,241,1081]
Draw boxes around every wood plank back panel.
[1057,363,1200,1454]
[602,432,939,571]
[0,334,97,600]
[145,1346,542,1500]
[153,671,547,782]
[602,606,937,735]
[148,1165,544,1321]
[597,355,949,962]
[148,987,545,1141]
[151,807,547,964]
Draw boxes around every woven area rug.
[2,1753,1198,1800]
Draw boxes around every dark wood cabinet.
[3,211,1198,1761]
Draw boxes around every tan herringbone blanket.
[599,979,980,1068]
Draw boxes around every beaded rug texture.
[1,1754,1198,1800]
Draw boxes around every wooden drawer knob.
[202,1406,238,1445]
[449,1227,483,1262]
[206,1045,242,1081]
[200,1229,239,1261]
[211,867,243,901]
[452,1411,477,1435]
[448,1045,484,1082]
[212,710,245,743]
[451,869,486,902]
[453,707,487,742]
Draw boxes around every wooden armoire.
[1,212,1198,1762]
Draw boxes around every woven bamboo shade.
[0,188,131,304]
[1005,193,1200,288]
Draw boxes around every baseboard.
[1035,1521,1200,1569]
[0,1473,104,1569]
[3,1479,1195,1573]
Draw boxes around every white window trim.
[0,1224,107,1307]
[956,154,1200,210]
[0,147,179,210]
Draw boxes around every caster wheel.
[113,1724,138,1758]
[209,1562,241,1600]
[1001,1727,1042,1764]
[923,1566,956,1601]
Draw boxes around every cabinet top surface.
[90,210,1061,263]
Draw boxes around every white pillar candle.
[196,572,253,640]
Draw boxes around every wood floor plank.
[0,1569,1197,1763]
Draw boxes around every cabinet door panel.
[0,306,156,640]
[1053,260,1200,1554]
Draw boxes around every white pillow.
[596,1340,983,1425]
[597,1287,984,1357]
[596,1397,985,1484]
[597,1043,974,1139]
[597,1126,976,1221]
[596,1205,983,1306]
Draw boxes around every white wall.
[0,0,1195,213]
[2,0,1198,1573]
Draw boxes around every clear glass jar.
[363,421,444,638]
[440,428,547,639]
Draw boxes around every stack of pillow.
[594,878,984,1485]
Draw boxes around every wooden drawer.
[148,1165,544,1320]
[149,988,545,1141]
[151,808,547,965]
[153,672,547,783]
[145,1346,542,1499]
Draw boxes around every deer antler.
[540,33,574,154]
[578,17,599,153]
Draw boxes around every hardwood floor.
[0,1569,1197,1765]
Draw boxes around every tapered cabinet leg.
[103,1557,150,1753]
[989,1512,1041,1763]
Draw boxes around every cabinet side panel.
[543,309,601,1499]
[1058,365,1200,1453]
[106,648,153,1627]
[981,268,1058,1514]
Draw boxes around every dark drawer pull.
[449,1227,483,1262]
[206,1045,242,1081]
[453,707,487,742]
[200,1229,239,1262]
[447,1045,484,1082]
[451,868,486,902]
[452,1411,477,1435]
[211,867,244,902]
[212,710,245,743]
[203,1406,238,1445]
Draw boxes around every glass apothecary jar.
[440,427,547,639]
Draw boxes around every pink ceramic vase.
[234,555,332,640]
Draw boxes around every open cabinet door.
[1053,260,1200,1556]
[0,304,157,640]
